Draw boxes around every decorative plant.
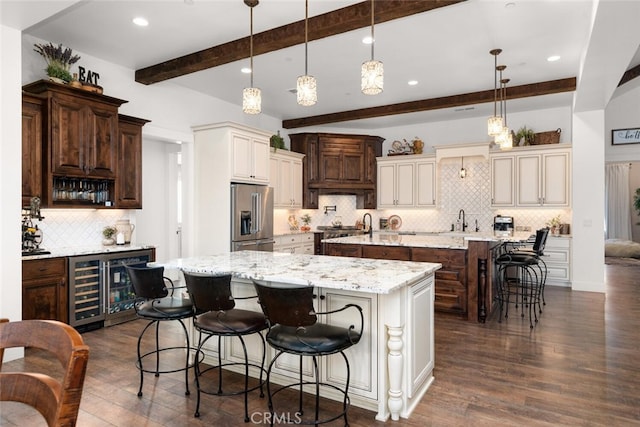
[546,215,561,230]
[102,225,117,239]
[270,131,285,150]
[300,213,312,225]
[33,42,81,83]
[515,126,536,146]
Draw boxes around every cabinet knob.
[319,295,325,300]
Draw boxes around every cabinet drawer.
[541,249,569,264]
[412,247,466,267]
[23,258,66,281]
[362,245,412,261]
[277,233,314,245]
[326,244,362,258]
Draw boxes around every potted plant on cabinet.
[515,126,536,146]
[33,42,81,84]
[270,131,286,151]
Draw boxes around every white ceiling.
[2,0,639,129]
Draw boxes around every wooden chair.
[0,318,90,427]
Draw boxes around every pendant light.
[361,0,383,95]
[494,64,513,150]
[487,48,503,136]
[460,157,467,179]
[297,0,317,106]
[242,0,261,114]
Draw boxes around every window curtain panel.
[605,163,632,240]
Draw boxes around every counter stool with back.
[495,228,549,328]
[125,265,197,397]
[182,271,268,422]
[253,280,363,426]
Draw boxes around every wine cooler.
[68,249,154,330]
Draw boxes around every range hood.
[289,132,384,210]
[433,142,491,163]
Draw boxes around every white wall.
[0,24,24,360]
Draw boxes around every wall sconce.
[460,157,467,179]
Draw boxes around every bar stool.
[125,265,196,397]
[182,271,268,422]
[495,228,549,328]
[253,280,363,426]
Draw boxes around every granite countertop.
[157,250,441,295]
[22,244,155,260]
[321,231,538,249]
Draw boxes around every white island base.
[160,251,439,422]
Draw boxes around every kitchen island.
[159,250,441,422]
[323,232,527,322]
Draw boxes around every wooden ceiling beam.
[282,77,577,129]
[135,0,464,85]
[618,63,640,87]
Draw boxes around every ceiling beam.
[618,63,640,87]
[282,77,577,129]
[135,0,464,85]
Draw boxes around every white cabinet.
[491,154,515,206]
[269,150,304,208]
[192,122,273,255]
[273,233,314,254]
[377,155,436,209]
[541,236,571,286]
[231,131,270,184]
[490,145,571,208]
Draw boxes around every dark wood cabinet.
[22,94,44,208]
[50,93,120,178]
[117,115,150,209]
[21,80,148,209]
[362,245,412,261]
[325,243,363,258]
[412,248,467,315]
[22,257,67,322]
[325,243,469,317]
[290,132,383,209]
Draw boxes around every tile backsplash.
[275,157,571,235]
[30,209,133,250]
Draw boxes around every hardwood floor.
[2,264,639,426]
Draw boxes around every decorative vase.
[102,237,115,246]
[300,225,311,232]
[49,76,65,84]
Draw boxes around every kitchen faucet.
[363,213,373,238]
[458,209,468,232]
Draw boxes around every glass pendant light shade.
[487,115,504,136]
[361,60,384,95]
[495,126,513,150]
[242,87,261,114]
[297,74,317,106]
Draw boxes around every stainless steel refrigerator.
[230,183,274,252]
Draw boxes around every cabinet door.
[517,154,542,206]
[50,95,86,175]
[395,162,415,207]
[117,118,144,208]
[377,162,397,208]
[416,160,436,207]
[542,152,570,206]
[22,258,67,323]
[251,136,270,184]
[291,157,303,208]
[231,133,253,181]
[491,155,515,206]
[22,96,43,207]
[86,103,118,178]
[322,289,377,399]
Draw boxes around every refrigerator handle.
[256,192,262,234]
[103,261,109,315]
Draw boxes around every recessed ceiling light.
[408,80,418,86]
[241,67,252,74]
[547,55,561,62]
[132,17,149,27]
[505,2,516,8]
[362,36,373,45]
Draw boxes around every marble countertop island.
[158,250,441,294]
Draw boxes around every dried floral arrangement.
[33,42,81,83]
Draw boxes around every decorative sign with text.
[77,66,100,86]
[612,128,640,145]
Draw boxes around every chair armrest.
[316,304,364,344]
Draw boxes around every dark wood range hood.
[289,132,383,210]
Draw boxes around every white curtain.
[605,163,632,240]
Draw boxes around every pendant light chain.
[304,0,308,75]
[242,0,261,114]
[361,0,383,95]
[370,0,375,61]
[250,6,254,88]
[297,0,317,106]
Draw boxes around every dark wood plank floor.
[2,263,639,426]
